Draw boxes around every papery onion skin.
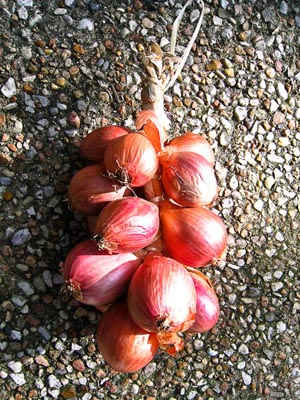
[127,255,196,333]
[96,302,159,373]
[159,151,218,207]
[104,132,159,187]
[94,197,160,254]
[160,201,227,268]
[80,125,130,163]
[63,240,142,307]
[68,164,128,216]
[186,268,220,333]
[165,132,215,166]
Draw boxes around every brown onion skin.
[159,151,218,207]
[94,197,160,254]
[160,200,227,268]
[186,268,220,333]
[63,240,142,307]
[68,164,128,216]
[127,255,196,333]
[96,301,159,373]
[104,132,159,187]
[165,132,215,166]
[80,125,130,163]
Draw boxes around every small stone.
[276,321,286,333]
[11,228,32,245]
[264,176,275,189]
[229,175,238,190]
[275,231,284,242]
[77,18,94,31]
[278,136,289,147]
[3,191,13,201]
[54,7,67,15]
[35,355,49,367]
[68,111,80,128]
[295,108,300,120]
[271,282,283,292]
[238,344,249,355]
[98,91,110,102]
[142,17,154,29]
[277,82,288,100]
[269,99,279,112]
[72,359,85,372]
[234,106,247,121]
[213,16,223,26]
[220,0,229,9]
[190,9,200,23]
[48,374,62,389]
[10,373,26,386]
[18,5,28,19]
[219,132,230,146]
[8,361,23,373]
[18,280,34,296]
[280,1,288,15]
[1,78,17,98]
[242,371,252,385]
[267,153,284,163]
[17,0,33,6]
[224,68,235,77]
[253,199,264,212]
[73,43,85,55]
[206,59,222,71]
[265,67,276,78]
[56,77,66,87]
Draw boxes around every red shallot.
[187,268,220,333]
[62,240,142,308]
[159,151,218,207]
[96,302,159,373]
[127,254,196,333]
[104,132,159,187]
[80,125,130,163]
[94,197,160,254]
[160,200,227,267]
[68,164,128,216]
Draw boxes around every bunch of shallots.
[62,120,227,373]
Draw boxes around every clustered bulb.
[63,121,227,373]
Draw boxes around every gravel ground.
[1,0,300,399]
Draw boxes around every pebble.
[242,371,252,385]
[229,175,239,190]
[190,9,200,24]
[213,16,223,26]
[238,344,249,355]
[206,59,222,71]
[1,78,17,98]
[11,228,32,245]
[48,374,62,389]
[276,321,286,333]
[265,67,276,78]
[264,176,275,189]
[271,282,283,292]
[18,280,34,296]
[10,373,26,386]
[276,82,288,100]
[8,361,23,373]
[54,7,67,15]
[77,18,94,31]
[280,1,288,15]
[142,17,154,29]
[234,106,247,121]
[253,199,264,212]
